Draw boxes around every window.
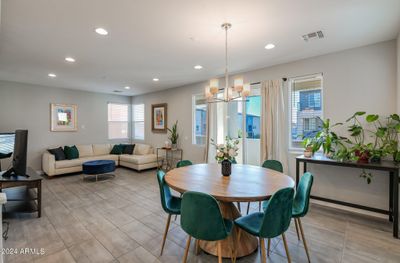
[133,104,145,140]
[193,95,207,145]
[289,74,323,149]
[108,103,129,139]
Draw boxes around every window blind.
[108,103,129,139]
[289,75,323,149]
[133,104,145,140]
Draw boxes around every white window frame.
[132,103,145,141]
[107,102,129,140]
[192,94,207,146]
[288,73,324,152]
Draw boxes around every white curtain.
[260,79,289,173]
[204,103,217,163]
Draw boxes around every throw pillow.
[123,144,135,154]
[64,145,79,160]
[110,144,124,155]
[48,147,66,161]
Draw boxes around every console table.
[0,167,42,218]
[296,154,399,238]
[156,148,183,171]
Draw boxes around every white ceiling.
[0,0,399,96]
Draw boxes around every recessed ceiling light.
[124,86,131,90]
[65,57,75,63]
[153,78,159,82]
[95,28,108,36]
[265,43,275,50]
[194,65,203,70]
[48,73,56,78]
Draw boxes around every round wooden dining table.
[165,163,295,258]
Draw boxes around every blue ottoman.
[82,160,116,181]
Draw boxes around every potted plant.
[211,137,239,176]
[167,121,179,149]
[302,138,314,158]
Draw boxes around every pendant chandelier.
[205,23,251,103]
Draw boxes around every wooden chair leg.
[195,239,200,255]
[260,238,267,263]
[217,240,222,263]
[294,218,300,241]
[267,238,271,256]
[160,214,171,255]
[247,202,250,214]
[298,218,311,263]
[233,228,242,263]
[182,235,191,263]
[237,202,241,212]
[282,233,291,263]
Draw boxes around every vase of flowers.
[211,137,239,176]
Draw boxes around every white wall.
[0,81,131,170]
[397,33,400,114]
[132,40,397,211]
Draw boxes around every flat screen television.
[0,132,15,157]
[2,130,28,177]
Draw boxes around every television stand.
[0,167,42,218]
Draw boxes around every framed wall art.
[50,103,77,132]
[151,103,167,133]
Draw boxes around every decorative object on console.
[204,23,251,103]
[164,141,172,149]
[167,120,179,149]
[152,103,168,133]
[47,147,66,161]
[211,136,239,176]
[50,103,77,132]
[64,145,79,160]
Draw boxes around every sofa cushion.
[55,158,83,169]
[48,147,66,161]
[64,145,79,160]
[76,145,93,157]
[123,144,135,154]
[110,144,124,155]
[93,144,111,156]
[134,144,151,155]
[120,154,157,165]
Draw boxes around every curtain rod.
[250,72,323,86]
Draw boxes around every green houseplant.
[167,121,179,149]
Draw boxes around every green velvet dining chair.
[176,160,193,168]
[264,172,314,262]
[234,187,294,263]
[246,159,284,214]
[180,191,233,263]
[156,170,182,255]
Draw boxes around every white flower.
[228,149,236,157]
[217,152,224,158]
[217,144,224,149]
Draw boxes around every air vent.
[302,30,324,42]
[113,90,123,93]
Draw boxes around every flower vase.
[221,159,232,176]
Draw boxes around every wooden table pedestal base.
[199,201,258,258]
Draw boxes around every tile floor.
[3,167,400,263]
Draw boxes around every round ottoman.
[82,160,116,182]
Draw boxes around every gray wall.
[132,40,398,211]
[0,81,130,170]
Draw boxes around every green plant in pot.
[167,120,179,149]
[383,114,400,162]
[313,118,343,157]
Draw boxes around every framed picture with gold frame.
[50,103,78,132]
[151,103,167,133]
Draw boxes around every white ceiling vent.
[302,30,324,41]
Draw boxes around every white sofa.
[42,143,157,176]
